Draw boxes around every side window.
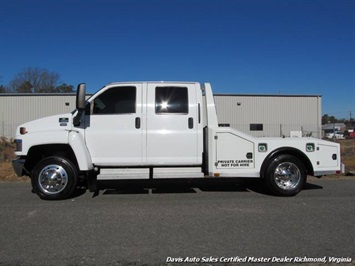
[155,86,188,114]
[92,86,136,115]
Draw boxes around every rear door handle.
[135,117,141,129]
[188,117,193,129]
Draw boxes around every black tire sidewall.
[31,156,78,200]
[266,154,306,196]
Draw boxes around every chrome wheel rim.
[274,162,301,190]
[38,164,68,194]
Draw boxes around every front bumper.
[12,158,27,177]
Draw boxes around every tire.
[265,154,306,196]
[31,156,78,200]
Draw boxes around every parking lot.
[0,178,354,265]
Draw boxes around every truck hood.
[18,113,73,135]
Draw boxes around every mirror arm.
[73,110,83,127]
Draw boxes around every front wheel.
[31,156,78,200]
[265,155,306,196]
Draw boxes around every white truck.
[12,82,341,200]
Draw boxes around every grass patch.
[0,137,16,163]
[338,139,355,172]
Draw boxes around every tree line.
[322,114,354,125]
[0,67,74,93]
[1,67,352,124]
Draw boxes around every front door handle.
[135,117,141,129]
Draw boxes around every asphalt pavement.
[0,178,354,266]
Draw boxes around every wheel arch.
[260,147,314,179]
[24,144,79,174]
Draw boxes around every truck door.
[146,83,201,165]
[84,84,143,166]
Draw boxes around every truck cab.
[83,82,203,166]
[12,82,341,200]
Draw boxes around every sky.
[0,0,354,118]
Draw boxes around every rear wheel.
[31,156,78,200]
[265,154,306,196]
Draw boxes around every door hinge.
[214,135,218,140]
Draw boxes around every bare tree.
[55,83,74,93]
[17,81,33,93]
[0,85,6,93]
[0,75,6,93]
[9,67,60,93]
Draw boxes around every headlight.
[14,139,22,152]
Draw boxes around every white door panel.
[84,84,143,166]
[146,83,200,165]
[85,115,142,165]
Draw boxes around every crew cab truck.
[12,82,341,200]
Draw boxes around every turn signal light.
[20,127,27,135]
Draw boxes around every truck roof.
[106,81,200,86]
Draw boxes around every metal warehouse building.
[214,94,321,138]
[0,93,322,139]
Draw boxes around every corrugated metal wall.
[214,94,321,138]
[0,94,77,138]
[0,93,321,138]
